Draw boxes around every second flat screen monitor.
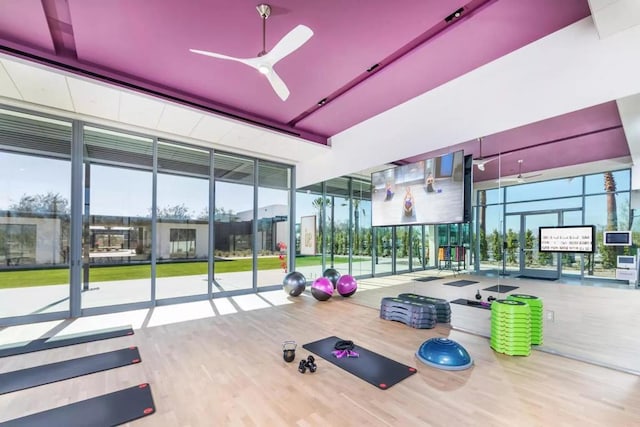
[371,150,465,226]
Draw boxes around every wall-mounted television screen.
[371,150,465,226]
[603,230,632,246]
[538,225,596,253]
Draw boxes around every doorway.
[504,211,561,279]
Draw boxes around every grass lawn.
[0,255,358,289]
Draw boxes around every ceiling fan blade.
[264,68,290,101]
[497,176,520,183]
[473,157,497,171]
[522,173,543,180]
[263,25,313,66]
[189,49,253,67]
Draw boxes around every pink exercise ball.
[336,274,358,297]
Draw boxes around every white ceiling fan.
[499,159,543,184]
[189,4,313,101]
[472,137,497,171]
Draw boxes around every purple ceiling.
[0,0,592,146]
[402,101,629,181]
[1,1,624,183]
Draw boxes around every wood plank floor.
[1,280,640,426]
[353,272,640,373]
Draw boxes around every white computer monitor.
[617,255,636,269]
[603,231,632,246]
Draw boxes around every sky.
[0,151,632,231]
[0,154,287,218]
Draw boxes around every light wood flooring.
[353,272,640,373]
[1,276,640,426]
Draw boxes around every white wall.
[297,16,640,187]
[0,217,62,264]
[156,223,209,259]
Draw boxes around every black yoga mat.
[303,336,417,390]
[0,383,155,427]
[414,276,439,282]
[0,347,141,395]
[483,285,519,293]
[0,326,134,358]
[443,279,478,287]
[516,275,558,281]
[450,298,491,310]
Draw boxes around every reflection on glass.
[411,226,424,270]
[506,177,582,203]
[585,169,630,193]
[352,180,372,277]
[396,226,410,272]
[83,161,152,308]
[478,204,502,273]
[506,197,581,213]
[295,187,324,281]
[561,210,583,276]
[257,161,291,288]
[214,153,254,291]
[504,215,520,274]
[584,191,631,279]
[375,227,393,274]
[324,178,349,272]
[156,141,210,299]
[82,127,153,308]
[425,225,435,268]
[0,146,71,317]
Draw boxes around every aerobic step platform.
[380,297,437,329]
[396,294,451,323]
[490,299,531,356]
[507,294,544,345]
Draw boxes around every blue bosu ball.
[416,338,473,371]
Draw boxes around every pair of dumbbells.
[297,355,317,374]
[475,290,496,303]
[282,341,317,374]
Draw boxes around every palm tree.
[602,171,618,269]
[311,197,332,253]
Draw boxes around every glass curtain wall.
[156,141,210,299]
[351,179,372,277]
[295,183,324,281]
[410,226,424,270]
[0,110,72,318]
[395,226,410,273]
[584,170,632,279]
[375,226,393,274]
[82,127,153,309]
[0,106,301,326]
[325,178,350,273]
[256,161,291,288]
[213,153,254,292]
[476,170,632,280]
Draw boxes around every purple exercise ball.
[336,275,358,297]
[311,277,334,301]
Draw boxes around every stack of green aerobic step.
[507,294,543,345]
[490,300,531,356]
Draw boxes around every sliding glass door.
[82,127,152,309]
[0,110,72,318]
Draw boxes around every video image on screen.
[371,151,465,226]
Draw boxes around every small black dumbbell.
[298,359,307,373]
[306,355,317,373]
